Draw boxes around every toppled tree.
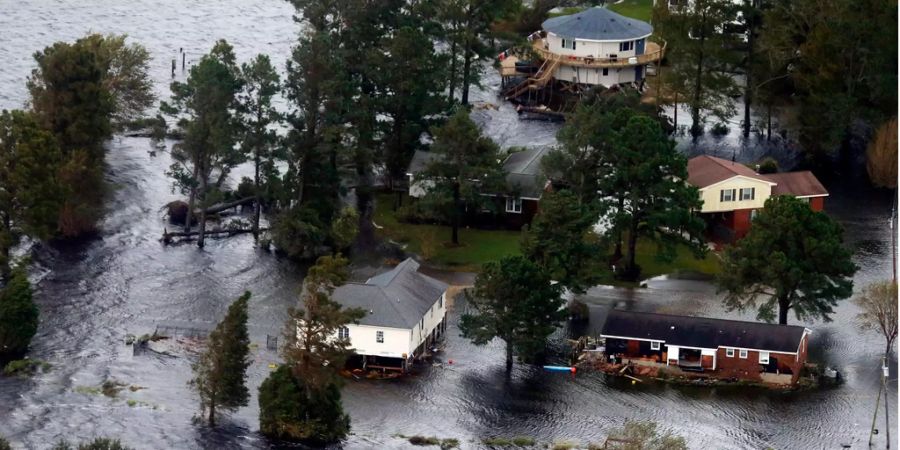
[161,40,243,248]
[0,110,65,278]
[0,266,38,359]
[418,109,505,245]
[460,256,564,372]
[854,280,898,357]
[259,254,364,443]
[522,190,604,294]
[718,196,857,325]
[190,292,251,426]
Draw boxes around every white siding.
[340,293,447,360]
[546,33,644,58]
[555,65,637,86]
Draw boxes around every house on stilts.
[330,258,449,373]
[500,7,665,108]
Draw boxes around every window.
[739,349,748,359]
[725,348,735,357]
[602,68,609,76]
[759,351,770,364]
[506,197,522,214]
[720,189,736,202]
[338,326,349,340]
[561,38,576,50]
[619,40,634,52]
[650,341,661,350]
[376,330,384,343]
[740,187,755,201]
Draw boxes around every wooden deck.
[531,39,665,68]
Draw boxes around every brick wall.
[716,347,804,385]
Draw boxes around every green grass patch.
[405,435,459,449]
[2,359,51,377]
[633,239,721,280]
[548,6,587,17]
[607,0,654,22]
[374,193,521,272]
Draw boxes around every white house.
[331,258,448,372]
[504,7,664,95]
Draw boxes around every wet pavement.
[0,1,897,449]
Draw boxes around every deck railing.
[531,39,666,68]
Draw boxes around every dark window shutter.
[720,190,725,202]
[751,188,755,200]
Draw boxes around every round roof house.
[542,7,652,42]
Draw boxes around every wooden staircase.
[503,56,561,100]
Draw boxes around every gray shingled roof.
[332,258,448,329]
[542,7,652,41]
[601,310,807,353]
[502,147,552,199]
[406,150,442,175]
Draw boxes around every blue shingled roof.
[542,7,652,41]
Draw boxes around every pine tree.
[190,291,251,426]
[258,365,350,444]
[161,40,242,248]
[0,266,38,358]
[460,256,564,372]
[418,109,505,245]
[718,196,857,325]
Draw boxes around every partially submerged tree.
[460,256,564,372]
[522,190,603,294]
[0,266,38,359]
[598,115,706,281]
[162,40,242,247]
[236,54,281,239]
[854,280,898,357]
[719,196,857,325]
[0,110,64,278]
[418,109,505,245]
[603,420,688,450]
[265,254,363,443]
[50,438,133,450]
[191,291,251,426]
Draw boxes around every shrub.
[408,436,440,446]
[710,122,729,136]
[0,267,38,358]
[0,435,11,450]
[258,365,350,444]
[50,437,133,450]
[512,436,536,446]
[2,358,50,377]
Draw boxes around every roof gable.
[601,310,808,353]
[332,258,448,329]
[687,155,771,188]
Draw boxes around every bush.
[50,437,133,450]
[2,358,51,377]
[258,365,350,444]
[408,436,440,446]
[0,267,38,358]
[512,436,536,446]
[710,122,729,137]
[756,157,779,174]
[0,435,11,450]
[271,206,328,260]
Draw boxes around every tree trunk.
[884,353,891,449]
[626,222,638,279]
[208,401,216,427]
[461,35,473,106]
[185,165,199,232]
[691,11,708,137]
[198,172,207,248]
[613,196,625,259]
[505,340,514,373]
[253,148,261,240]
[448,36,458,103]
[673,93,679,129]
[778,296,790,325]
[451,182,461,245]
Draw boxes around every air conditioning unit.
[628,57,638,64]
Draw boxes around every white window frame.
[721,189,735,202]
[619,40,634,52]
[338,326,349,340]
[739,349,748,359]
[740,187,755,201]
[561,38,576,50]
[650,341,661,350]
[376,330,384,343]
[759,351,770,364]
[725,348,735,357]
[506,197,523,214]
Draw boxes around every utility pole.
[883,355,890,449]
[869,370,884,447]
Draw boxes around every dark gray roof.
[502,147,552,199]
[542,7,652,41]
[332,258,448,329]
[406,150,442,175]
[601,310,807,353]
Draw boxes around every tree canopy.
[718,195,857,325]
[0,266,38,359]
[190,291,252,426]
[854,280,898,357]
[460,256,564,372]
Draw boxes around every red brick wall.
[715,347,804,384]
[731,209,753,239]
[809,197,825,211]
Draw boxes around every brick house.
[600,309,811,386]
[687,155,828,241]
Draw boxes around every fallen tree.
[162,227,269,244]
[163,197,256,225]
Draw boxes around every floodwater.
[0,1,896,449]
